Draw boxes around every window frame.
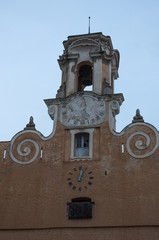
[75,132,89,157]
[70,128,94,161]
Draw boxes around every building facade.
[0,32,159,240]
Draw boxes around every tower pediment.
[68,38,100,52]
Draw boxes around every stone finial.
[132,109,144,123]
[24,116,36,130]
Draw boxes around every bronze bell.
[82,76,92,86]
[79,65,92,88]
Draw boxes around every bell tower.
[57,32,120,97]
[44,32,124,164]
[46,32,124,133]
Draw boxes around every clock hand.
[78,167,84,182]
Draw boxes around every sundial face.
[60,95,105,127]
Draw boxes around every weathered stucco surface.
[1,115,159,232]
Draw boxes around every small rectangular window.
[70,128,94,160]
[75,133,89,157]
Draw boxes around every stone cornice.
[44,92,124,107]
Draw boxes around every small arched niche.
[77,62,93,91]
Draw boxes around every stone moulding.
[68,38,100,51]
[9,106,58,165]
[45,92,124,128]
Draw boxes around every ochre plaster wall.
[0,116,159,234]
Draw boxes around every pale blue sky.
[0,0,159,140]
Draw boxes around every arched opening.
[78,64,93,91]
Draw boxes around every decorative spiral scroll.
[48,105,56,119]
[134,132,150,150]
[9,105,58,165]
[10,134,40,165]
[126,128,159,159]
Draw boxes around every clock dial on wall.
[61,95,105,127]
[67,166,93,191]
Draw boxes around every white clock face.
[60,95,105,127]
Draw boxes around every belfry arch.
[76,62,93,92]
